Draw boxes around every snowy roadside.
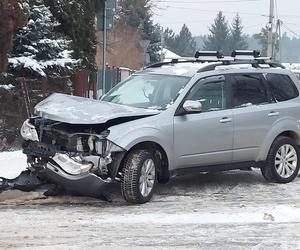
[0,151,27,179]
[0,151,300,249]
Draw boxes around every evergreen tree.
[204,11,230,54]
[164,28,177,53]
[139,13,161,63]
[44,0,99,70]
[117,0,160,63]
[10,0,78,77]
[254,26,279,57]
[173,24,197,57]
[229,14,248,52]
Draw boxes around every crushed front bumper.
[45,161,111,198]
[20,141,126,201]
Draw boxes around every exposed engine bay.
[25,117,126,175]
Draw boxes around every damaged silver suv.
[19,50,300,204]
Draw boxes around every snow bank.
[0,151,27,179]
[0,84,15,90]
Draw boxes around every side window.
[231,74,269,108]
[265,73,299,102]
[187,76,226,112]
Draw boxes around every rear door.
[228,73,277,162]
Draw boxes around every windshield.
[101,74,190,110]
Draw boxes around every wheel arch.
[119,141,170,184]
[258,127,300,161]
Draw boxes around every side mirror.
[183,100,202,113]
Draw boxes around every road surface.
[0,166,300,249]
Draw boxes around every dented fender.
[106,113,176,170]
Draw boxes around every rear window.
[266,74,299,102]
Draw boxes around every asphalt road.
[0,169,300,249]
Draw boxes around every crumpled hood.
[34,93,160,124]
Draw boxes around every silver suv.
[20,50,300,204]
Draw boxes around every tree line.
[164,11,248,57]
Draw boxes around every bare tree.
[0,0,27,73]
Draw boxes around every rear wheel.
[121,149,157,204]
[261,136,300,183]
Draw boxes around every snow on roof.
[282,63,300,71]
[161,48,180,61]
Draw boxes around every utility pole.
[160,27,165,61]
[267,0,275,58]
[102,0,107,96]
[275,19,282,62]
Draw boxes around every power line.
[159,5,268,17]
[282,23,300,38]
[154,0,262,3]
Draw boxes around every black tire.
[121,149,157,204]
[261,136,300,183]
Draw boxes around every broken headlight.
[94,138,124,155]
[21,119,39,142]
[73,134,124,156]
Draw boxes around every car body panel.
[174,109,234,168]
[232,103,281,162]
[34,93,160,124]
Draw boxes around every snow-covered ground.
[0,151,27,178]
[0,151,300,249]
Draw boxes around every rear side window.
[231,74,269,108]
[266,74,299,102]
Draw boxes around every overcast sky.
[153,0,300,37]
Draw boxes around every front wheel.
[261,136,300,183]
[121,150,157,204]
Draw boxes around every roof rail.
[197,61,285,73]
[146,58,198,68]
[146,56,225,69]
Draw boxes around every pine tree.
[164,28,177,53]
[139,13,161,63]
[204,11,230,54]
[117,0,160,63]
[254,26,279,57]
[44,0,99,70]
[10,0,78,77]
[173,24,197,57]
[229,14,248,52]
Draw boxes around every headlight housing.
[72,133,124,156]
[95,138,124,155]
[21,119,39,141]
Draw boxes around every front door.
[174,75,233,169]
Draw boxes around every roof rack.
[231,50,260,58]
[146,51,225,69]
[195,51,223,59]
[146,50,285,71]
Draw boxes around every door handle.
[220,117,232,123]
[268,111,279,117]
